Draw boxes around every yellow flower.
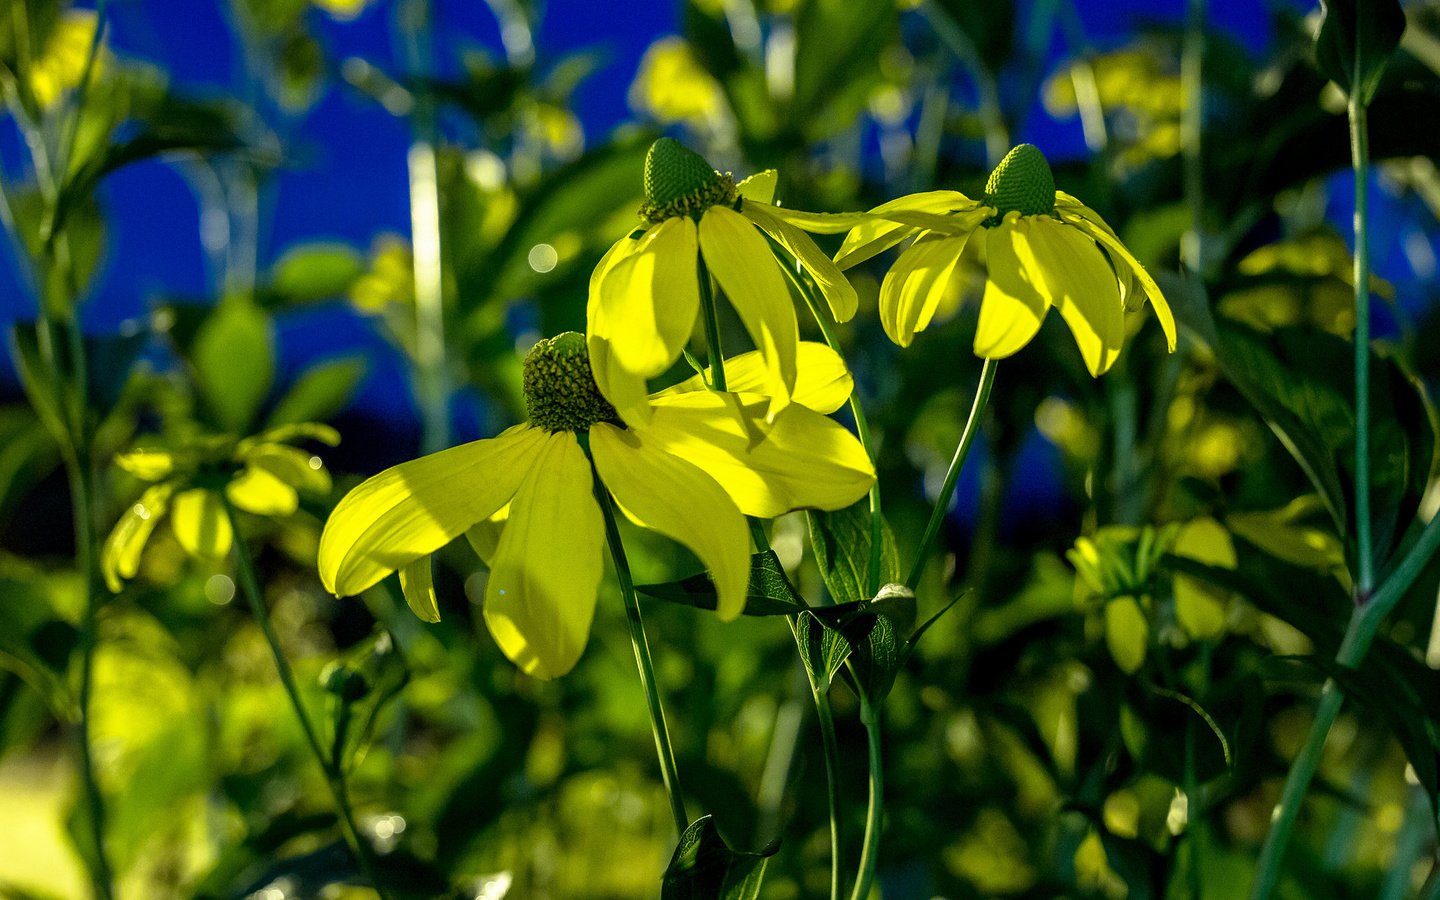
[588,138,860,424]
[836,143,1176,376]
[102,424,338,591]
[28,10,105,109]
[629,37,727,126]
[318,333,873,680]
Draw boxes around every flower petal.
[591,216,701,377]
[226,464,300,517]
[736,170,777,204]
[464,504,509,566]
[655,341,852,415]
[835,191,979,269]
[1028,217,1124,376]
[318,424,544,596]
[172,488,233,560]
[763,205,869,235]
[244,444,332,495]
[482,432,604,679]
[399,556,440,623]
[698,205,798,418]
[115,447,175,481]
[643,392,875,518]
[591,424,749,620]
[878,231,972,347]
[101,483,174,591]
[1056,197,1177,350]
[742,200,858,322]
[588,333,654,427]
[974,219,1051,361]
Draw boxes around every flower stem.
[814,684,845,900]
[786,264,885,596]
[1349,95,1374,597]
[221,499,393,900]
[848,698,884,900]
[698,258,728,391]
[584,451,690,834]
[905,358,997,590]
[1248,510,1440,899]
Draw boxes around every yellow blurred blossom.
[28,10,105,109]
[630,37,727,126]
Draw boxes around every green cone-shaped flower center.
[523,332,618,433]
[640,137,737,223]
[984,143,1055,218]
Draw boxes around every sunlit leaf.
[661,814,776,900]
[807,499,897,606]
[191,301,275,433]
[1314,0,1406,105]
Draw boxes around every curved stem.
[905,359,997,590]
[583,445,690,834]
[222,499,394,900]
[848,700,884,900]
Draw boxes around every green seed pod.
[522,332,619,433]
[984,143,1056,218]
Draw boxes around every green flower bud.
[522,332,618,433]
[984,143,1056,218]
[640,137,738,223]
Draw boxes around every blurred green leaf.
[265,242,366,307]
[266,357,366,428]
[792,0,897,140]
[637,550,808,616]
[191,301,274,432]
[1314,0,1405,105]
[807,500,898,606]
[661,814,776,900]
[8,323,71,450]
[0,571,77,717]
[1104,596,1148,675]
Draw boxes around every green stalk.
[583,445,690,834]
[848,699,885,900]
[221,499,394,900]
[698,258,728,391]
[814,686,845,900]
[905,359,997,590]
[1349,96,1374,597]
[1248,511,1440,899]
[785,263,884,596]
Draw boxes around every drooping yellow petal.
[1055,195,1176,350]
[698,205,798,417]
[318,424,544,596]
[1027,217,1124,376]
[241,422,341,452]
[591,216,700,377]
[974,218,1051,361]
[101,484,174,592]
[588,333,654,427]
[399,556,441,623]
[878,231,971,347]
[482,432,604,679]
[589,228,643,297]
[655,341,852,414]
[835,191,981,269]
[742,200,858,322]
[114,447,175,482]
[736,170,778,204]
[243,443,333,495]
[171,488,233,560]
[464,505,509,566]
[643,392,874,518]
[762,205,869,235]
[591,423,749,620]
[226,464,300,517]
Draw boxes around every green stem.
[583,444,690,834]
[698,257,728,391]
[1249,511,1440,899]
[905,358,997,590]
[1350,96,1374,597]
[849,700,884,900]
[815,687,845,900]
[786,263,884,596]
[1180,0,1206,273]
[222,499,393,900]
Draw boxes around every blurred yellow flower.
[348,235,415,312]
[310,0,370,20]
[630,37,727,126]
[836,143,1176,375]
[28,10,104,109]
[102,424,338,591]
[588,138,861,424]
[318,333,872,679]
[1043,48,1184,167]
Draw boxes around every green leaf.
[792,0,897,141]
[803,585,917,705]
[661,815,776,900]
[793,610,852,694]
[1314,0,1406,105]
[191,301,275,432]
[8,324,71,450]
[323,628,409,775]
[265,242,366,307]
[0,571,78,717]
[1104,596,1149,675]
[266,357,366,428]
[807,500,898,606]
[637,550,808,616]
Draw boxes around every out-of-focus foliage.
[1,0,1439,898]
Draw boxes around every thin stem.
[1249,511,1440,899]
[698,257,728,391]
[222,499,393,900]
[1350,96,1374,597]
[584,445,690,834]
[1180,0,1206,272]
[849,700,884,900]
[814,687,845,900]
[905,358,998,590]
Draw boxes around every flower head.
[836,143,1176,376]
[318,333,874,680]
[102,423,338,591]
[588,138,861,424]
